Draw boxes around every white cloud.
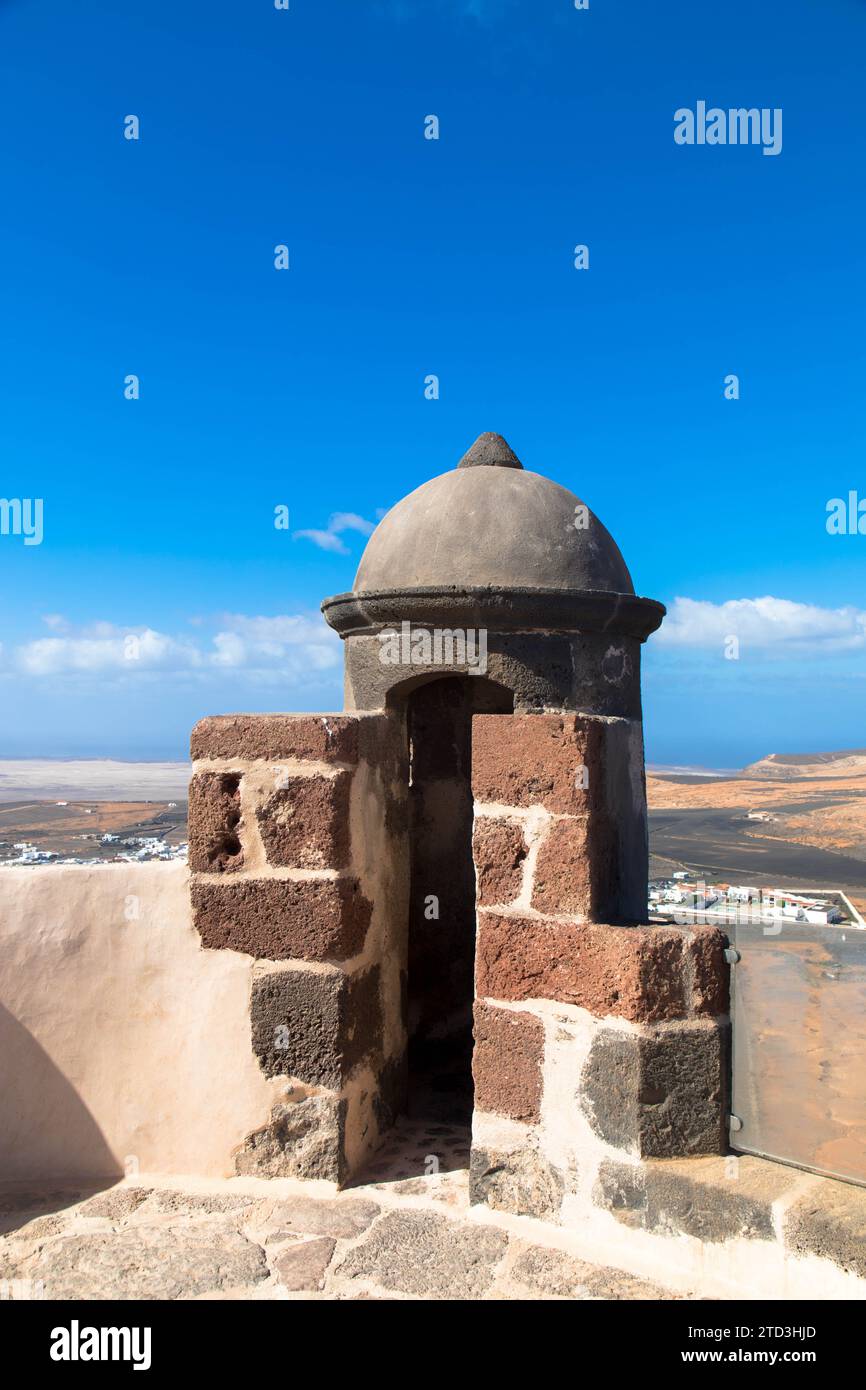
[209,632,248,669]
[216,614,333,645]
[216,615,339,673]
[294,511,376,555]
[329,512,376,537]
[12,613,341,682]
[209,614,340,673]
[292,528,347,554]
[16,628,202,676]
[654,597,866,652]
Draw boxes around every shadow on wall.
[0,1002,122,1217]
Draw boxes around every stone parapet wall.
[469,711,731,1223]
[582,1150,866,1299]
[188,712,409,1185]
[0,863,283,1181]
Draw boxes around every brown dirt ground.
[647,773,866,919]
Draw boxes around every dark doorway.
[406,676,514,1133]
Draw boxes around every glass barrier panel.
[730,917,866,1186]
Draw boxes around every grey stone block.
[785,1183,866,1279]
[335,1209,508,1299]
[21,1224,268,1300]
[510,1243,677,1300]
[274,1236,336,1292]
[469,1143,564,1221]
[255,1195,380,1240]
[234,1094,347,1183]
[251,965,382,1089]
[594,1154,796,1244]
[581,1020,729,1157]
[341,629,645,719]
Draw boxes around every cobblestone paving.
[0,1128,694,1301]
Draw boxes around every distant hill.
[743,750,866,779]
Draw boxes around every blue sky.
[1,0,864,765]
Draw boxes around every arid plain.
[648,750,866,916]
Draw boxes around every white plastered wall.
[0,862,283,1181]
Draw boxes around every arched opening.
[405,675,515,1136]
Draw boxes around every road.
[649,807,866,894]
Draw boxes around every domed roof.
[353,433,634,595]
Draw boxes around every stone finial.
[456,432,523,470]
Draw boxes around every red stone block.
[471,714,606,814]
[687,927,730,1017]
[473,816,528,907]
[256,772,351,870]
[476,912,688,1023]
[192,877,372,961]
[472,1001,544,1124]
[191,714,360,765]
[530,813,618,920]
[188,770,244,873]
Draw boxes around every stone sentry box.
[187,433,730,1221]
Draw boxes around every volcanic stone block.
[636,1022,729,1156]
[469,1142,564,1221]
[784,1183,866,1279]
[580,1020,729,1157]
[191,714,360,765]
[192,877,372,960]
[255,1195,381,1238]
[473,817,528,907]
[251,965,382,1088]
[594,1155,790,1243]
[256,771,351,869]
[274,1237,336,1292]
[475,912,688,1022]
[580,1030,642,1152]
[188,771,244,873]
[530,813,618,919]
[19,1227,269,1301]
[687,926,730,1016]
[334,1209,509,1300]
[472,1002,544,1123]
[472,713,605,814]
[509,1244,670,1300]
[234,1094,347,1182]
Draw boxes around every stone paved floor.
[0,1120,696,1301]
